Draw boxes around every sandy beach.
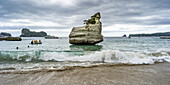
[0,63,170,85]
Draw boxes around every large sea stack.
[69,12,103,45]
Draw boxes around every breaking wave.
[0,49,170,74]
[0,50,170,64]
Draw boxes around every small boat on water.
[31,42,42,44]
[31,40,42,44]
[160,36,170,39]
[45,35,58,39]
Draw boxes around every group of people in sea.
[31,40,42,44]
[16,40,42,49]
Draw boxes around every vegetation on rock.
[89,18,96,24]
[84,17,96,24]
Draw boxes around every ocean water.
[0,37,170,73]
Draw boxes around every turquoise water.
[0,37,170,72]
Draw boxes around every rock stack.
[69,12,103,45]
[20,28,47,37]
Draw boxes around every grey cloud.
[0,0,170,36]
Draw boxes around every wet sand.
[0,63,170,85]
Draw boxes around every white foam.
[1,50,170,65]
[0,50,170,73]
[66,50,154,64]
[38,50,170,64]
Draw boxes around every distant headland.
[20,28,47,37]
[129,32,170,37]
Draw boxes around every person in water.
[31,40,33,44]
[39,40,41,43]
[34,40,38,43]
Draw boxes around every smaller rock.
[122,34,127,37]
[0,37,22,41]
[0,32,12,37]
[160,36,170,39]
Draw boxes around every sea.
[0,37,170,73]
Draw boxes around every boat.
[160,36,170,39]
[45,35,58,39]
[31,40,42,44]
[31,42,42,44]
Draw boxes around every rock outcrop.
[0,32,22,41]
[0,32,12,37]
[0,37,22,41]
[122,34,127,37]
[20,28,47,37]
[160,36,170,39]
[69,12,103,45]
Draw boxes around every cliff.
[69,12,103,45]
[20,28,47,37]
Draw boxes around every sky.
[0,0,170,37]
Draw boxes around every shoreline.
[0,63,170,85]
[0,62,165,74]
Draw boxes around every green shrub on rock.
[89,18,96,24]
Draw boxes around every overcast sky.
[0,0,170,37]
